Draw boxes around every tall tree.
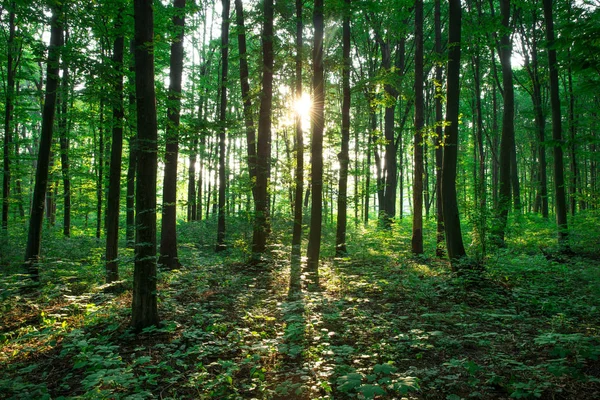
[2,2,16,231]
[23,2,63,280]
[306,0,324,286]
[234,0,257,202]
[434,0,445,256]
[543,0,569,248]
[216,0,230,252]
[105,9,125,282]
[160,0,186,268]
[494,0,515,247]
[58,23,71,237]
[126,40,137,248]
[252,0,274,256]
[335,0,351,256]
[442,0,466,265]
[412,0,424,254]
[131,0,160,331]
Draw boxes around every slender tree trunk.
[493,0,515,247]
[291,0,304,266]
[412,0,424,254]
[234,0,257,203]
[434,0,444,256]
[96,98,104,239]
[567,55,577,216]
[2,4,16,231]
[126,40,137,248]
[335,0,351,256]
[306,0,324,288]
[442,0,467,265]
[543,0,569,248]
[59,27,71,237]
[160,0,186,268]
[252,0,274,256]
[23,3,62,280]
[132,0,160,331]
[381,42,397,226]
[105,13,125,282]
[216,0,230,252]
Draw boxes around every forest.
[1,0,600,398]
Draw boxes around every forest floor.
[1,214,600,399]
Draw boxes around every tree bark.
[543,0,569,248]
[251,0,274,256]
[306,0,324,288]
[126,40,137,248]
[106,12,125,282]
[2,3,16,231]
[132,0,160,331]
[335,0,351,256]
[442,0,467,265]
[23,2,63,280]
[216,0,230,252]
[160,0,186,268]
[412,0,424,254]
[59,25,71,237]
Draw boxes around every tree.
[105,8,125,282]
[543,0,569,248]
[23,1,63,280]
[494,0,516,247]
[434,0,445,257]
[2,2,17,231]
[306,0,324,287]
[58,21,71,238]
[216,0,230,252]
[335,0,351,256]
[412,0,424,254]
[289,0,304,295]
[251,0,274,257]
[131,0,160,331]
[160,0,186,268]
[442,0,466,265]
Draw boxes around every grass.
[1,213,600,399]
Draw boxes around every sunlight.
[294,92,312,119]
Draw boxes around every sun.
[294,92,312,119]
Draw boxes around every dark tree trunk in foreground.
[543,0,569,248]
[105,13,125,282]
[335,0,351,256]
[2,4,16,231]
[252,0,274,256]
[442,0,466,265]
[306,0,324,287]
[23,3,62,280]
[216,0,230,252]
[412,0,424,254]
[494,0,515,247]
[235,0,257,202]
[59,26,71,238]
[160,0,186,268]
[132,0,160,331]
[126,41,137,248]
[434,0,445,256]
[291,0,304,258]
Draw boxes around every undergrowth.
[1,213,599,399]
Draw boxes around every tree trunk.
[306,0,324,288]
[434,0,444,257]
[105,13,125,283]
[442,0,467,265]
[251,0,274,257]
[412,0,424,254]
[2,3,16,231]
[291,0,304,269]
[160,0,186,268]
[59,26,71,237]
[126,40,137,248]
[96,98,104,239]
[543,0,569,248]
[132,0,160,331]
[335,0,351,256]
[216,0,230,252]
[23,3,62,280]
[493,0,515,247]
[234,0,257,203]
